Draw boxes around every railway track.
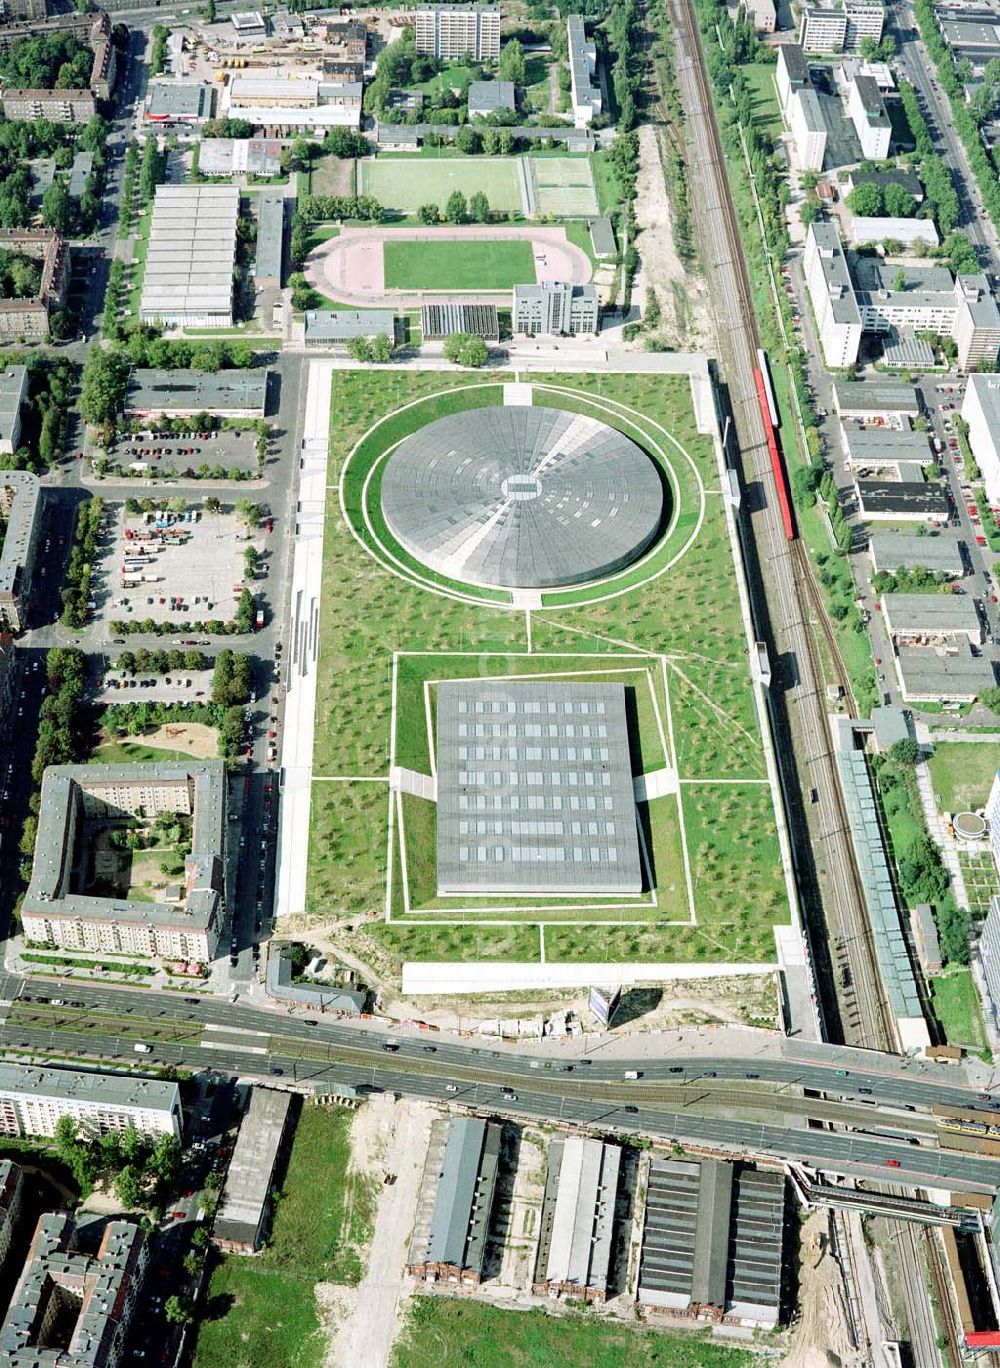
[661,0,957,1360]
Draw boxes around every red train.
[752,359,797,541]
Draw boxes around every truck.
[133,1042,151,1054]
[624,1070,642,1080]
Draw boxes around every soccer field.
[382,239,535,291]
[360,156,527,215]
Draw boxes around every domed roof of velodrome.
[380,405,664,590]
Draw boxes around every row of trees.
[418,189,495,226]
[116,647,209,674]
[346,334,394,363]
[897,81,961,235]
[0,353,73,474]
[297,193,386,224]
[845,181,918,219]
[870,566,951,595]
[61,497,103,629]
[212,649,253,707]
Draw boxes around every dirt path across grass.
[633,124,710,350]
[322,1096,435,1368]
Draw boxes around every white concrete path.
[633,767,678,801]
[389,767,437,801]
[274,360,335,919]
[401,960,775,996]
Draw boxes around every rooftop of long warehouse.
[139,184,239,328]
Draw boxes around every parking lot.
[92,503,266,630]
[93,667,214,705]
[105,426,261,481]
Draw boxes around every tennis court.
[530,157,599,217]
[359,156,528,215]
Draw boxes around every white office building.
[512,282,599,336]
[962,374,1000,507]
[0,1064,182,1141]
[776,44,809,117]
[742,0,776,33]
[800,1,884,51]
[848,74,892,159]
[804,221,863,367]
[567,16,601,128]
[788,86,827,170]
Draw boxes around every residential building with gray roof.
[0,1063,181,1140]
[0,468,40,633]
[304,308,398,349]
[22,762,227,963]
[0,1213,148,1368]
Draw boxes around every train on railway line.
[752,351,797,542]
[934,1111,1000,1140]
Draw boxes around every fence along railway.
[658,0,967,1360]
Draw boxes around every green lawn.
[359,155,524,215]
[383,238,535,292]
[308,369,786,965]
[392,1300,765,1368]
[930,970,988,1052]
[742,62,784,143]
[192,1105,374,1368]
[927,741,1000,812]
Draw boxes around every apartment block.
[803,221,862,367]
[414,5,500,61]
[962,374,1000,507]
[788,86,827,170]
[775,43,809,117]
[567,16,601,128]
[0,1064,182,1141]
[0,469,40,634]
[800,1,884,51]
[847,74,891,159]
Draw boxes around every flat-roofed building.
[254,188,284,289]
[895,642,995,703]
[415,4,500,61]
[0,470,40,633]
[229,74,320,108]
[856,480,950,522]
[304,308,397,349]
[567,15,601,128]
[140,184,238,329]
[844,166,923,202]
[513,281,599,336]
[776,43,809,116]
[804,221,862,368]
[833,381,919,425]
[421,301,499,340]
[0,364,27,455]
[963,373,1000,507]
[144,80,213,122]
[231,9,266,35]
[638,1159,785,1327]
[2,87,95,123]
[800,0,883,51]
[979,893,1000,1037]
[939,14,1000,73]
[0,1064,181,1140]
[881,592,982,646]
[198,137,283,178]
[742,0,776,33]
[0,1161,25,1270]
[848,74,891,159]
[408,1116,501,1284]
[532,1136,621,1303]
[850,217,939,248]
[911,902,943,975]
[436,680,643,896]
[841,425,931,471]
[0,1213,148,1368]
[788,86,827,170]
[126,368,269,419]
[868,532,963,579]
[954,275,1000,372]
[468,79,515,118]
[225,101,361,136]
[215,1088,292,1252]
[22,761,227,963]
[589,215,617,260]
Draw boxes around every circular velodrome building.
[380,406,664,590]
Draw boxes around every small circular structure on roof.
[380,406,664,590]
[953,810,987,841]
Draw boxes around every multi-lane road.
[5,976,1000,1190]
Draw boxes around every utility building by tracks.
[638,1158,785,1328]
[408,1116,502,1285]
[214,1087,292,1253]
[532,1136,621,1303]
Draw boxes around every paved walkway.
[390,767,437,801]
[274,360,336,920]
[633,767,678,801]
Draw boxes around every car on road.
[382,1042,399,1052]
